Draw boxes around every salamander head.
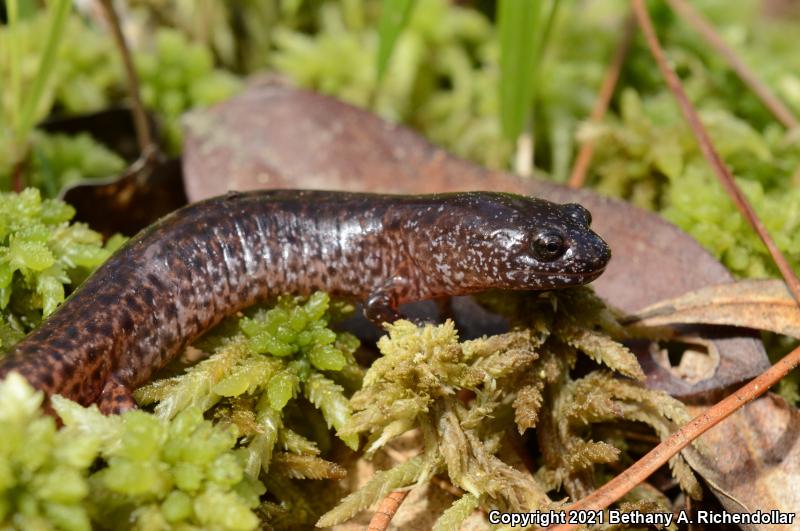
[416,192,611,292]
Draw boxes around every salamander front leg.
[99,377,137,415]
[364,289,401,327]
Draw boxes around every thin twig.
[97,0,153,154]
[367,490,409,531]
[666,0,799,130]
[567,15,635,189]
[11,157,28,193]
[552,343,800,531]
[632,0,800,305]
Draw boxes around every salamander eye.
[532,231,566,261]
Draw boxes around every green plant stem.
[371,0,414,109]
[522,0,561,176]
[17,0,71,139]
[497,0,544,141]
[375,0,417,83]
[536,0,562,63]
[6,0,22,133]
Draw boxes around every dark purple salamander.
[0,190,610,413]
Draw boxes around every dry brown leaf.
[683,394,800,530]
[629,279,800,338]
[42,108,186,237]
[648,337,719,384]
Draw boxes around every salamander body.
[0,190,610,412]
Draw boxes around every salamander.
[0,190,610,413]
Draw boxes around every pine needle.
[316,456,426,527]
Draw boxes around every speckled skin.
[0,190,610,413]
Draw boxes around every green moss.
[135,292,362,526]
[25,132,126,198]
[135,29,242,153]
[1,283,708,529]
[588,88,800,278]
[0,12,242,192]
[320,288,698,528]
[0,189,121,349]
[271,0,514,170]
[0,374,97,531]
[0,14,122,121]
[44,395,264,531]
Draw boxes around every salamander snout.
[574,230,611,276]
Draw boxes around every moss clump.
[588,89,800,278]
[135,28,242,153]
[271,0,514,170]
[55,399,263,531]
[1,131,126,198]
[135,292,362,528]
[0,374,262,531]
[0,14,123,121]
[4,284,707,529]
[319,288,699,529]
[0,189,123,351]
[2,292,358,529]
[24,132,126,198]
[0,373,96,531]
[0,12,242,194]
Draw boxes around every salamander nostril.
[596,237,612,267]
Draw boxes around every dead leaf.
[61,155,187,238]
[649,336,720,384]
[629,279,800,339]
[628,328,767,400]
[683,394,800,530]
[42,107,187,237]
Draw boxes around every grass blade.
[497,0,545,140]
[6,0,22,133]
[17,0,71,138]
[375,0,416,83]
